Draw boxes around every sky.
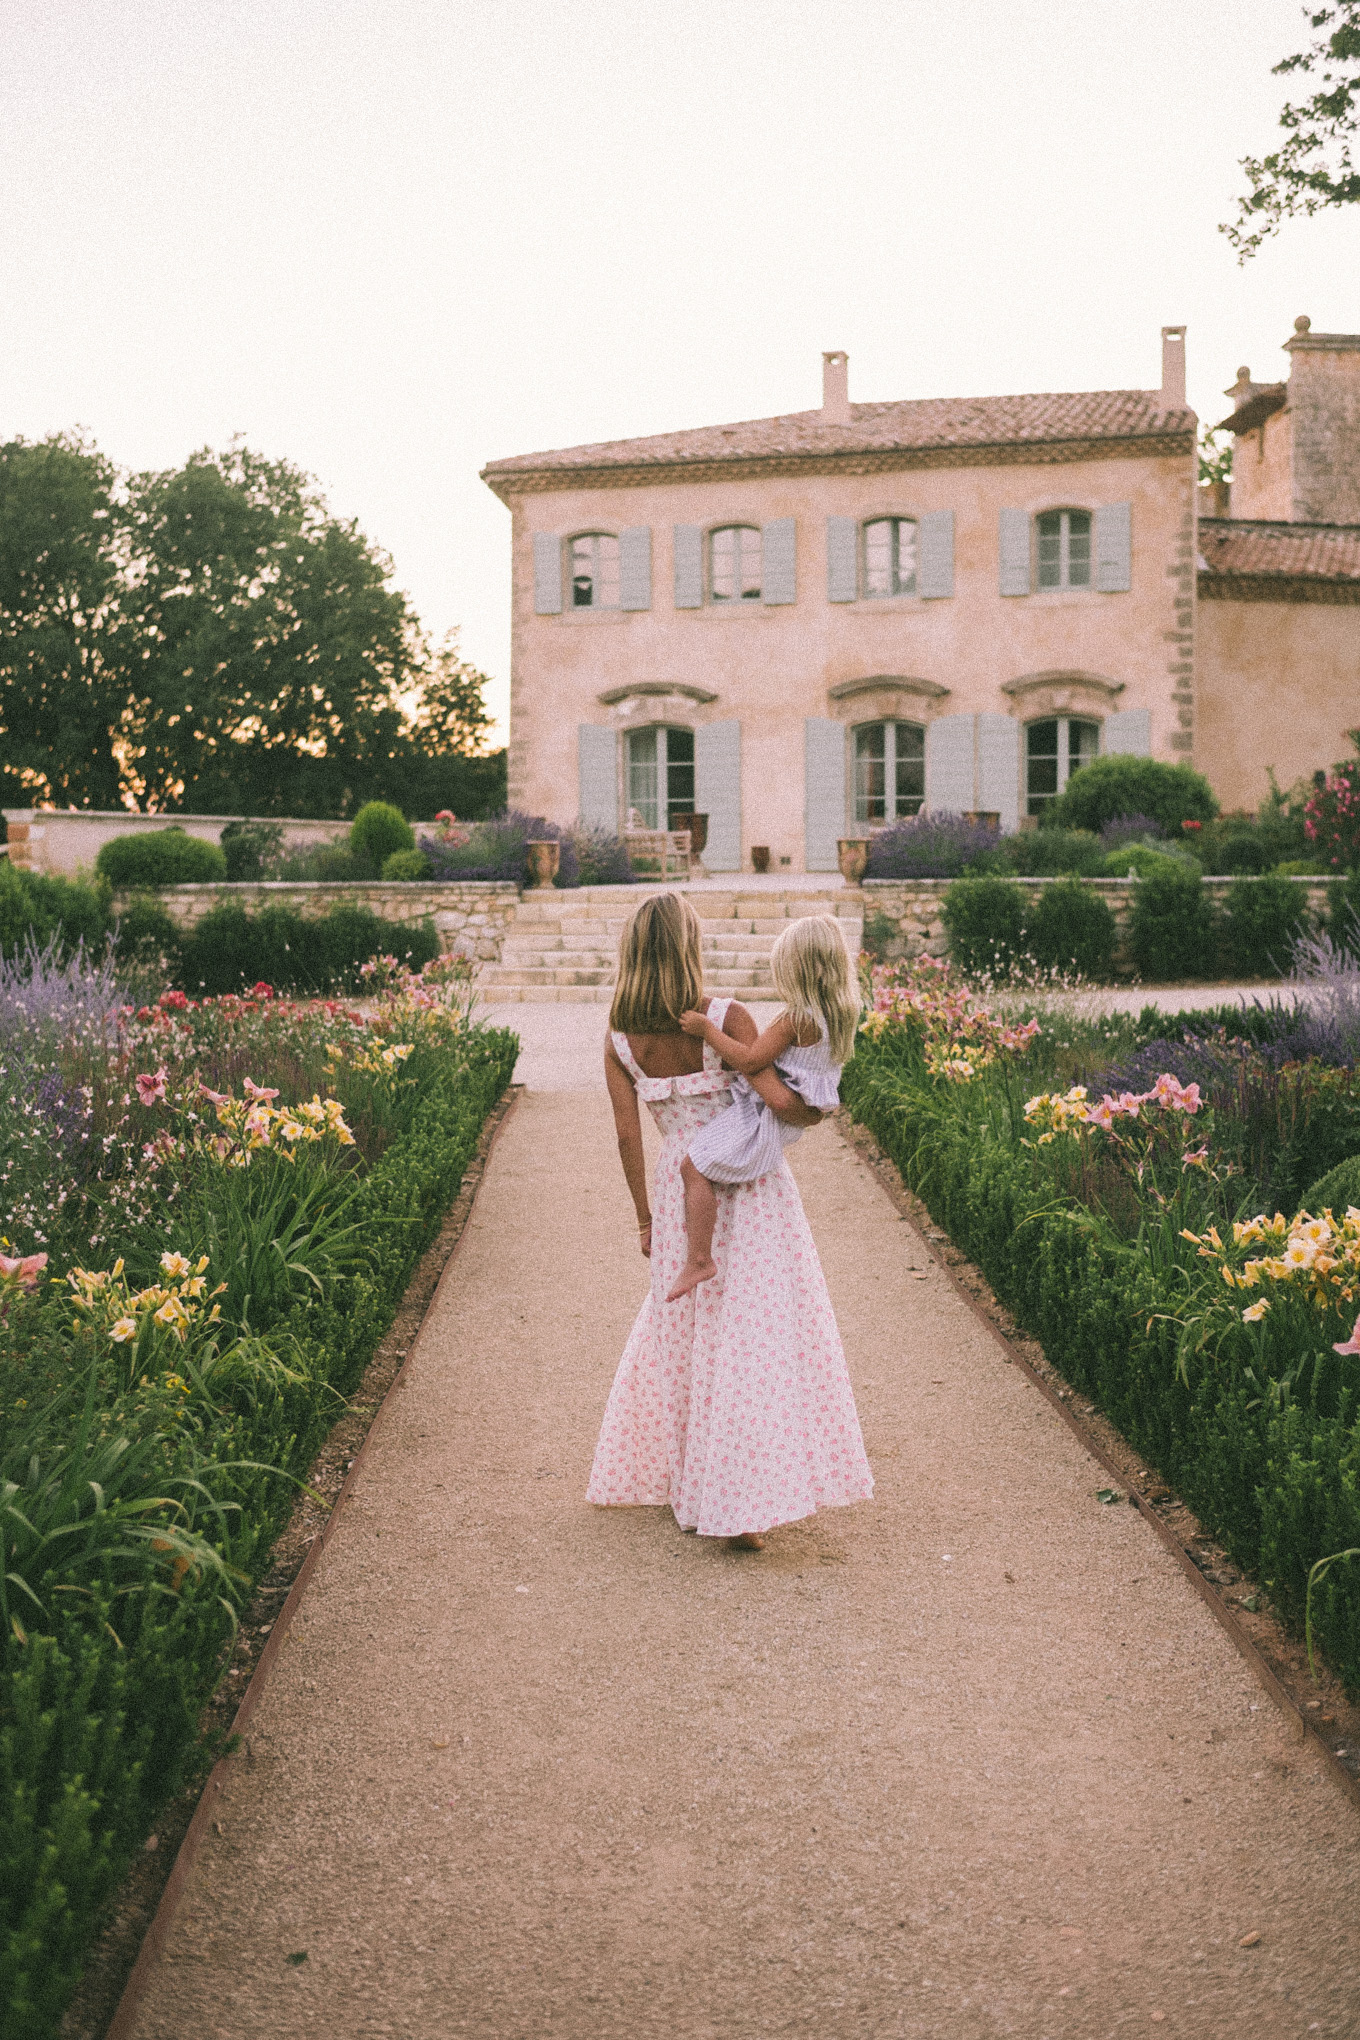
[2,0,1356,744]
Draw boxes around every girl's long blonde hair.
[610,892,704,1035]
[770,914,860,1064]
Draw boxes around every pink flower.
[1334,1316,1360,1357]
[249,981,274,1000]
[1174,1083,1202,1116]
[0,1252,47,1290]
[135,1068,168,1106]
[199,1082,230,1106]
[1088,1098,1116,1131]
[242,1078,280,1101]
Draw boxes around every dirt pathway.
[125,1025,1360,2039]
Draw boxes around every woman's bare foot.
[727,1531,765,1551]
[666,1257,716,1302]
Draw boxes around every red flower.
[1180,819,1202,833]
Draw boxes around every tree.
[0,434,132,808]
[1222,3,1360,258]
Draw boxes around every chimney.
[1161,325,1187,409]
[822,350,850,426]
[1282,314,1360,522]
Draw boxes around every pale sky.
[2,0,1355,744]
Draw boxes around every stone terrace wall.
[124,881,520,963]
[863,875,1337,976]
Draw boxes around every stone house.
[482,322,1360,873]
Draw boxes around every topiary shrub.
[349,802,415,866]
[1128,868,1218,982]
[1219,875,1310,979]
[177,899,437,994]
[0,858,111,959]
[999,829,1104,876]
[1025,879,1117,978]
[1043,755,1219,838]
[95,827,228,887]
[1102,842,1197,881]
[1304,1153,1360,1214]
[381,848,431,881]
[942,875,1027,977]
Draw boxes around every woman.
[588,893,873,1550]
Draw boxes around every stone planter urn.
[750,845,771,874]
[837,837,870,883]
[525,839,560,889]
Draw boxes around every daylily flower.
[110,1316,138,1342]
[160,1251,192,1279]
[136,1068,168,1106]
[243,1078,280,1101]
[1334,1316,1360,1357]
[0,1251,47,1290]
[1242,1300,1269,1323]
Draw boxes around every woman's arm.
[715,1003,823,1128]
[604,1039,653,1256]
[679,1007,795,1076]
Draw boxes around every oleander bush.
[0,947,518,2037]
[95,827,228,888]
[846,956,1360,1702]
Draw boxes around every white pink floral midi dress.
[587,999,874,1538]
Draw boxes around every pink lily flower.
[0,1252,48,1290]
[243,1078,281,1101]
[1334,1316,1360,1357]
[135,1068,168,1106]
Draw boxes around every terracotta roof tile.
[1198,519,1360,582]
[483,390,1194,481]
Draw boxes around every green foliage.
[0,858,110,960]
[1101,842,1192,881]
[95,828,227,888]
[1025,879,1117,977]
[1330,873,1360,950]
[1219,875,1311,978]
[1221,2,1360,260]
[1304,1152,1360,1213]
[349,802,414,865]
[381,848,431,882]
[1043,754,1220,838]
[178,901,437,996]
[219,819,285,881]
[1128,868,1218,982]
[999,829,1104,877]
[941,875,1027,977]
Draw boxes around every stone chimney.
[1161,325,1187,409]
[1282,315,1360,523]
[822,350,850,426]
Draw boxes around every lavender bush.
[1099,813,1165,853]
[1284,917,1360,1066]
[864,812,1006,881]
[0,932,121,1050]
[418,810,581,886]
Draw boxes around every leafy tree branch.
[1222,3,1360,258]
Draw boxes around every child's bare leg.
[666,1157,719,1301]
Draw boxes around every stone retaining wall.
[122,881,521,963]
[862,874,1337,974]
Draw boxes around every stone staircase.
[478,883,864,1004]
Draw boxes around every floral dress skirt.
[587,1003,874,1538]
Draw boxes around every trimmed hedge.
[0,1026,518,2038]
[95,828,227,888]
[175,901,439,995]
[1127,869,1218,981]
[1025,878,1117,977]
[843,1031,1360,1695]
[1219,874,1310,978]
[0,860,109,961]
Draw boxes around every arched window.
[1025,717,1099,816]
[710,525,762,603]
[1035,509,1092,590]
[854,721,925,824]
[569,532,620,609]
[862,517,917,597]
[626,725,696,831]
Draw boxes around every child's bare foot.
[666,1257,716,1302]
[727,1531,765,1551]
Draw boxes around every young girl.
[665,914,860,1302]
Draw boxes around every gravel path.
[125,1017,1360,2040]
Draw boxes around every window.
[625,726,695,831]
[862,517,917,597]
[710,525,762,603]
[568,533,620,609]
[1026,717,1099,816]
[854,721,925,823]
[1035,509,1092,590]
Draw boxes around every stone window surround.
[566,530,620,610]
[1017,493,1100,597]
[708,522,763,605]
[857,510,921,601]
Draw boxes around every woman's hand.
[638,1220,653,1258]
[679,1009,709,1039]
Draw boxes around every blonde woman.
[589,894,873,1552]
[666,914,860,1300]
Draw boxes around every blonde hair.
[770,914,860,1064]
[610,892,704,1035]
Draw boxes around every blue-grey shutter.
[976,713,1020,832]
[695,720,741,870]
[1103,708,1151,756]
[533,532,561,614]
[762,518,796,604]
[926,714,976,813]
[826,516,858,602]
[1095,501,1132,591]
[577,726,618,830]
[917,510,955,599]
[804,719,848,871]
[673,525,703,608]
[999,508,1031,596]
[619,526,651,610]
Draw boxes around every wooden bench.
[624,828,693,879]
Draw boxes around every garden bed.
[0,953,518,2040]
